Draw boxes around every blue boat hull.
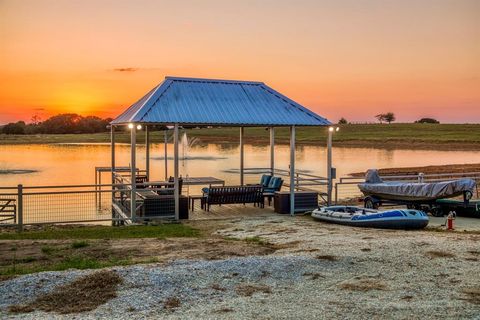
[312,207,429,230]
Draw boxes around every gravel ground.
[1,215,480,319]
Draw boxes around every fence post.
[334,183,338,205]
[17,184,23,232]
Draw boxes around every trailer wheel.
[364,198,378,209]
[430,206,444,217]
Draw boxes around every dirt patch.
[236,284,272,297]
[303,272,324,280]
[163,296,181,310]
[211,283,226,291]
[316,255,339,261]
[461,287,480,304]
[426,250,456,258]
[214,307,234,313]
[339,278,388,292]
[8,270,122,314]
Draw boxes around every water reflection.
[0,143,479,187]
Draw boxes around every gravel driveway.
[1,215,479,319]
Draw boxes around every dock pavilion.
[110,76,331,220]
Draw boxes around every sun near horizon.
[0,0,479,124]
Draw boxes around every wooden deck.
[189,201,276,220]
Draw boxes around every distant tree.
[338,117,348,124]
[2,121,26,134]
[415,117,439,124]
[375,112,396,124]
[40,113,82,134]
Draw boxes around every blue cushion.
[260,175,272,187]
[267,177,281,188]
[202,187,209,194]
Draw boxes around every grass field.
[1,123,480,149]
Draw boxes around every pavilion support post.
[289,126,296,216]
[240,127,244,185]
[269,127,275,176]
[174,124,179,220]
[130,125,137,221]
[164,130,168,180]
[145,126,150,180]
[327,128,333,206]
[111,125,115,183]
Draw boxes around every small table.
[189,195,206,211]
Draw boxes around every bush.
[415,118,439,124]
[2,121,26,134]
[338,117,348,124]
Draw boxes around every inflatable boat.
[311,206,429,229]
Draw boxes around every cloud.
[112,67,138,72]
[33,107,45,111]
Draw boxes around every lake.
[1,142,480,188]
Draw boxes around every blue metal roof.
[112,76,330,126]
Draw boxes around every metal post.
[327,128,333,206]
[174,124,180,220]
[290,126,295,216]
[111,125,115,183]
[130,125,137,221]
[145,126,150,180]
[240,127,244,185]
[17,184,23,232]
[270,127,275,176]
[164,130,168,180]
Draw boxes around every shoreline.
[1,135,480,151]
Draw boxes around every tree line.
[338,114,439,125]
[1,114,112,134]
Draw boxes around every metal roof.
[111,76,330,126]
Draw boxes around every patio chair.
[263,177,284,206]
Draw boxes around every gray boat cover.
[358,169,476,201]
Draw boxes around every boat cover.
[358,169,476,201]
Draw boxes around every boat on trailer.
[311,206,429,229]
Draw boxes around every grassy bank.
[1,123,480,150]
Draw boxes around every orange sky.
[1,0,479,124]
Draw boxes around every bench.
[204,185,264,211]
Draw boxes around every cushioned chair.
[260,175,272,188]
[264,177,283,193]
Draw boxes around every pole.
[290,126,295,216]
[240,127,244,185]
[174,124,180,220]
[164,130,168,180]
[111,125,115,183]
[145,126,150,180]
[17,184,23,232]
[130,125,137,221]
[270,127,275,176]
[327,128,333,206]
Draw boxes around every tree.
[2,121,26,134]
[338,117,348,124]
[415,117,439,124]
[375,112,396,124]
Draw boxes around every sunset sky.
[0,0,479,124]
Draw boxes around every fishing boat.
[357,169,476,212]
[311,206,429,229]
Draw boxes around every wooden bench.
[204,185,264,211]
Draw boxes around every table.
[189,195,206,211]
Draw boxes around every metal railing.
[334,172,480,204]
[239,167,329,203]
